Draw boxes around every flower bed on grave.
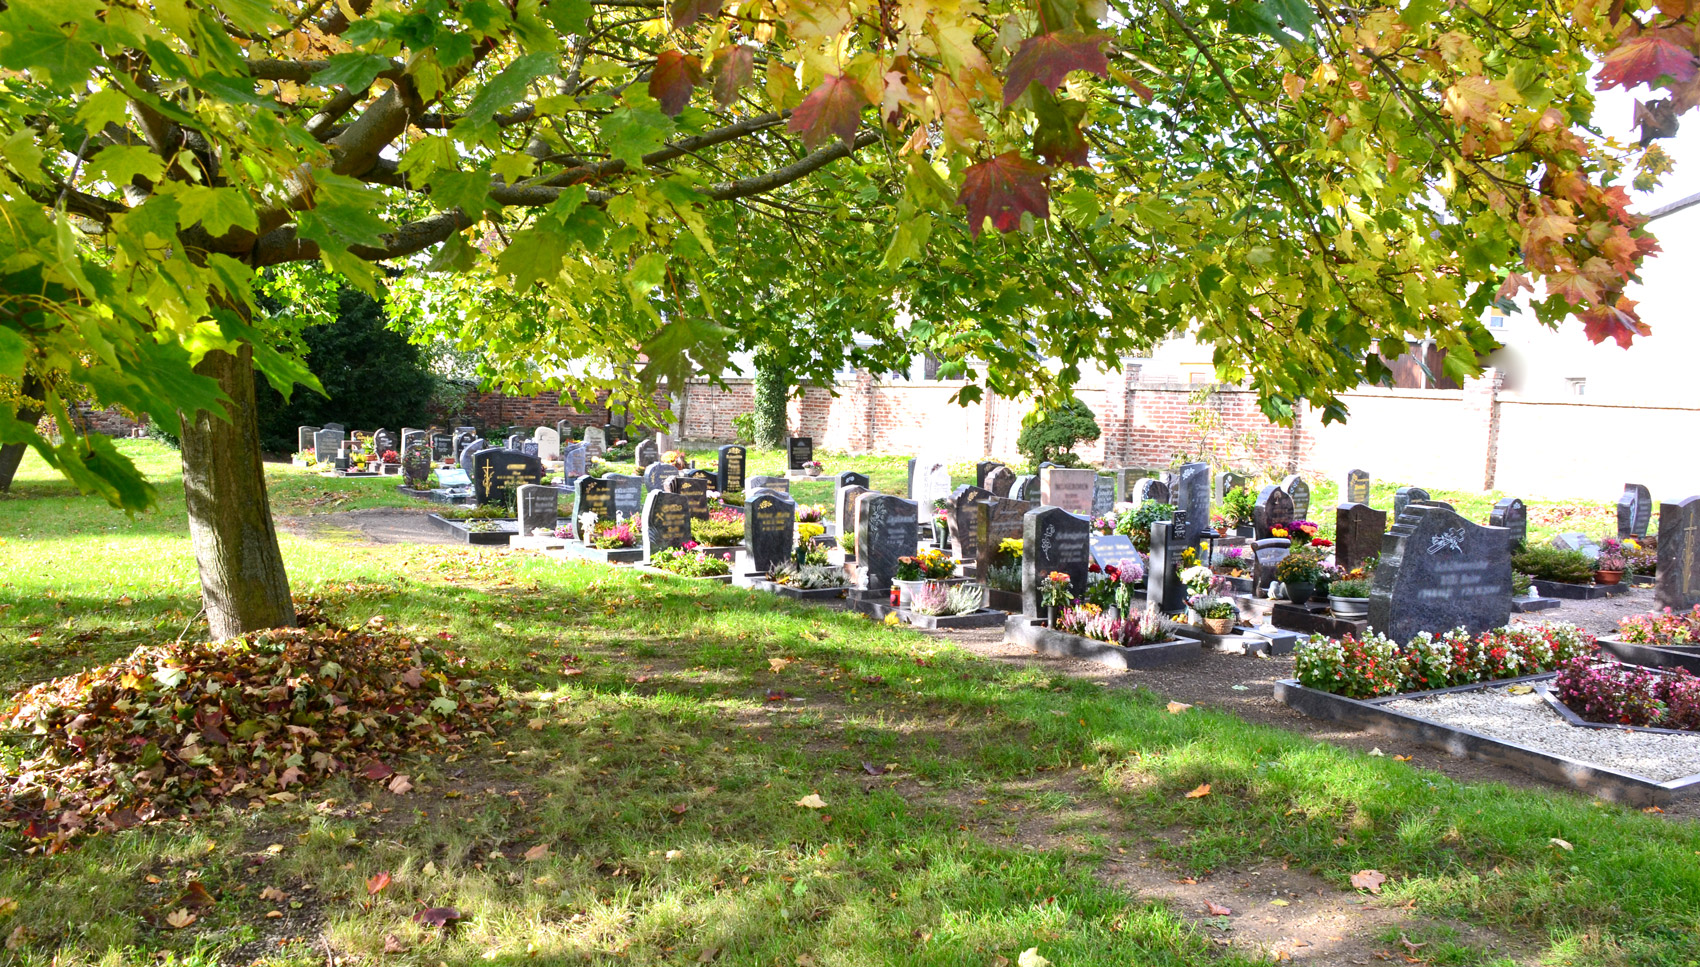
[1513,540,1636,599]
[1006,601,1200,670]
[640,545,733,582]
[1293,624,1595,698]
[744,562,849,599]
[852,579,1005,629]
[1598,605,1700,674]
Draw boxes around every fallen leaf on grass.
[1185,783,1211,799]
[164,909,196,929]
[1398,935,1428,953]
[670,803,689,815]
[992,957,1010,967]
[145,875,162,885]
[265,910,283,919]
[1350,869,1386,894]
[698,947,720,962]
[412,906,463,928]
[1017,948,1051,967]
[174,881,216,908]
[367,871,392,895]
[1550,837,1574,851]
[1270,898,1289,906]
[384,933,407,953]
[796,794,828,809]
[1167,701,1192,714]
[769,658,792,672]
[1368,748,1385,757]
[0,898,14,918]
[1393,754,1412,762]
[388,774,413,795]
[1206,901,1232,916]
[861,762,888,776]
[766,689,790,702]
[524,844,550,862]
[4,925,25,949]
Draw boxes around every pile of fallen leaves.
[0,615,503,848]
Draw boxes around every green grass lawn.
[0,441,1688,967]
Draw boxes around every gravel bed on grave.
[1386,684,1700,782]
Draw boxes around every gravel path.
[1386,684,1700,782]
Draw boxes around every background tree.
[1017,397,1101,466]
[750,352,788,449]
[4,0,1694,636]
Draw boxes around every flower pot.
[1329,595,1370,618]
[1202,615,1234,634]
[1595,569,1624,586]
[894,578,927,606]
[1283,581,1315,604]
[932,520,949,546]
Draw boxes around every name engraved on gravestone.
[949,485,994,565]
[582,426,606,460]
[1252,538,1291,596]
[534,427,561,462]
[1281,475,1311,521]
[747,475,790,495]
[838,485,870,557]
[1368,503,1511,643]
[298,426,320,453]
[1253,485,1294,541]
[1344,469,1371,505]
[1172,462,1211,545]
[1021,507,1091,617]
[985,466,1017,498]
[562,444,587,478]
[1132,478,1170,505]
[1617,483,1653,538]
[430,431,453,459]
[642,491,694,560]
[643,462,680,492]
[856,494,918,592]
[1393,486,1430,520]
[606,473,643,520]
[717,445,747,493]
[976,461,1005,488]
[1489,498,1528,549]
[313,428,343,464]
[402,445,432,489]
[1092,475,1116,517]
[574,476,615,528]
[1215,471,1248,500]
[516,485,562,537]
[472,449,544,506]
[1090,534,1139,568]
[1040,468,1096,515]
[1655,496,1700,611]
[1335,502,1387,572]
[787,436,814,471]
[633,437,659,470]
[744,492,796,575]
[401,430,425,454]
[975,497,1035,577]
[665,475,711,521]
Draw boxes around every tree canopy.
[4,0,1695,508]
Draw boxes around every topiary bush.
[1016,396,1100,465]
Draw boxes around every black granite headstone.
[323,422,346,433]
[1343,469,1371,505]
[1393,486,1430,520]
[1089,534,1139,568]
[1021,506,1091,616]
[666,475,711,521]
[975,497,1035,576]
[642,490,693,560]
[1368,503,1511,643]
[838,485,870,556]
[1252,538,1291,596]
[471,448,544,506]
[562,444,587,478]
[835,470,870,492]
[606,473,643,520]
[787,436,813,472]
[1252,485,1294,540]
[313,428,343,464]
[1282,474,1311,521]
[1656,496,1700,611]
[712,444,743,493]
[1489,497,1527,549]
[1215,471,1248,500]
[429,431,453,459]
[458,438,486,476]
[856,494,919,592]
[744,491,796,574]
[297,426,320,453]
[1335,502,1387,572]
[1092,475,1116,517]
[371,429,396,455]
[1132,478,1170,504]
[1146,519,1193,613]
[976,461,1005,488]
[1617,483,1652,538]
[506,434,525,451]
[1172,462,1211,544]
[634,438,660,469]
[1013,474,1040,502]
[516,484,562,537]
[747,474,789,494]
[643,462,680,492]
[574,476,615,527]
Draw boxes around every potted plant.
[1274,549,1324,604]
[932,500,951,546]
[1328,578,1372,618]
[1191,594,1238,634]
[1595,541,1627,585]
[1039,570,1074,627]
[895,548,956,604]
[794,522,827,566]
[802,459,823,476]
[1222,487,1257,537]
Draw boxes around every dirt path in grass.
[277,508,458,546]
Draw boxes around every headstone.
[1343,469,1371,505]
[643,462,681,492]
[452,425,473,436]
[458,438,486,476]
[1617,483,1653,538]
[1021,506,1091,617]
[401,444,432,489]
[634,437,659,470]
[835,470,870,492]
[1215,471,1248,500]
[1146,518,1193,614]
[1368,503,1512,642]
[451,430,474,457]
[1114,468,1151,503]
[912,460,954,513]
[573,476,615,528]
[516,484,562,537]
[906,458,916,499]
[1091,475,1116,517]
[787,436,813,472]
[665,474,711,521]
[323,422,346,433]
[838,485,871,555]
[606,473,644,520]
[603,423,621,445]
[985,466,1017,498]
[1252,538,1291,596]
[313,428,343,464]
[1393,486,1430,520]
[1555,532,1601,560]
[437,467,470,489]
[855,494,919,592]
[429,431,453,459]
[1171,462,1211,544]
[1281,474,1311,521]
[555,420,575,443]
[471,448,544,506]
[1656,496,1700,611]
[641,490,693,560]
[976,461,1006,488]
[535,427,561,462]
[297,426,321,453]
[975,497,1036,576]
[1013,474,1040,502]
[1090,534,1139,568]
[520,441,541,459]
[334,444,350,472]
[1335,503,1388,572]
[949,485,994,564]
[747,474,789,494]
[1040,467,1096,515]
[1132,478,1170,504]
[717,444,747,493]
[373,429,397,455]
[401,429,425,454]
[505,433,525,452]
[582,426,606,460]
[1252,485,1294,541]
[1489,498,1528,549]
[562,444,587,478]
[744,491,796,574]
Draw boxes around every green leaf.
[0,0,105,86]
[498,229,569,289]
[397,136,458,178]
[460,50,555,124]
[426,232,478,272]
[623,252,669,317]
[0,325,27,382]
[210,0,281,33]
[74,88,132,131]
[175,186,259,237]
[426,168,493,215]
[310,52,394,90]
[541,0,591,35]
[86,145,164,188]
[599,93,675,170]
[430,696,459,714]
[1,129,44,182]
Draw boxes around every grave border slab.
[1531,579,1635,600]
[1597,636,1700,675]
[427,513,516,546]
[632,565,736,584]
[1006,616,1202,669]
[849,600,1008,628]
[737,575,850,599]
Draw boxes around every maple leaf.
[259,887,288,902]
[1184,782,1212,798]
[1581,298,1649,348]
[670,0,722,29]
[360,759,394,781]
[1003,31,1110,107]
[1205,900,1232,916]
[1030,89,1089,167]
[1442,76,1503,123]
[1596,32,1699,91]
[367,871,392,895]
[958,152,1050,237]
[795,793,828,808]
[787,75,865,150]
[523,843,551,862]
[278,765,303,789]
[174,881,216,909]
[164,909,196,929]
[1546,266,1601,306]
[1166,701,1192,714]
[1350,869,1387,893]
[649,51,702,117]
[1495,271,1533,302]
[411,906,463,928]
[711,45,753,109]
[387,774,413,795]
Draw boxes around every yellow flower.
[883,612,901,626]
[797,522,825,541]
[999,538,1025,555]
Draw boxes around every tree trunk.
[752,350,788,449]
[179,345,297,638]
[0,376,46,492]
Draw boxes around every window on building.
[1487,310,1508,329]
[1566,377,1587,397]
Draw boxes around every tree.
[1018,397,1100,466]
[255,287,437,453]
[750,352,788,449]
[3,0,1694,635]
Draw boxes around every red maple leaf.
[1003,31,1110,107]
[1596,32,1699,91]
[1581,297,1649,348]
[711,45,754,108]
[670,0,723,30]
[787,75,865,150]
[958,152,1050,236]
[649,50,702,116]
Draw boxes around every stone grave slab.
[606,473,643,519]
[517,484,562,537]
[717,444,747,492]
[1368,503,1511,643]
[1343,469,1371,505]
[1656,496,1700,611]
[949,485,993,564]
[642,491,694,560]
[574,476,615,527]
[856,494,919,592]
[787,436,813,471]
[1021,506,1091,617]
[535,427,561,461]
[1282,474,1311,521]
[1393,486,1430,520]
[1335,502,1387,572]
[1618,483,1653,538]
[472,448,544,506]
[1040,468,1096,515]
[1490,497,1528,549]
[1253,485,1294,540]
[666,474,711,520]
[985,466,1017,498]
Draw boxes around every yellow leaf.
[1281,73,1305,101]
[1185,783,1211,799]
[769,658,792,672]
[1166,701,1192,714]
[165,909,197,929]
[1550,837,1574,851]
[1017,948,1052,967]
[1506,685,1534,695]
[795,794,828,809]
